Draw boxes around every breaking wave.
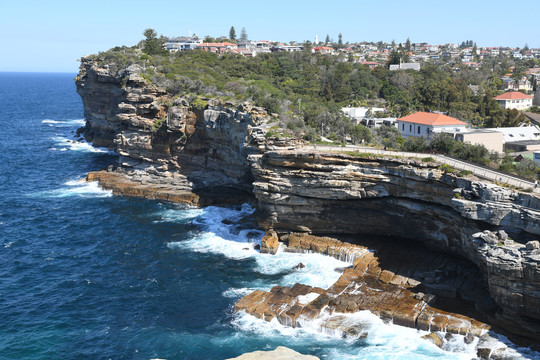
[30,179,112,198]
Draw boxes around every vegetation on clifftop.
[92,32,530,139]
[87,31,540,180]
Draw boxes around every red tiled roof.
[493,92,533,100]
[397,112,466,126]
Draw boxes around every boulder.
[261,230,279,254]
[421,333,444,348]
[226,346,319,360]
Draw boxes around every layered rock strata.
[76,56,272,200]
[237,233,490,338]
[250,151,540,342]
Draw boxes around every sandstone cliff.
[75,56,271,202]
[251,151,540,342]
[75,57,540,346]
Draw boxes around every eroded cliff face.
[251,151,540,342]
[75,56,271,199]
[75,57,540,345]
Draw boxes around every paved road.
[300,144,537,191]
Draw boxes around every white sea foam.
[233,311,479,360]
[49,136,112,153]
[33,179,112,198]
[222,287,260,299]
[42,119,85,127]
[166,204,347,289]
[163,203,538,359]
[152,207,204,224]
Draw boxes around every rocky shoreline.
[75,56,540,355]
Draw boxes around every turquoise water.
[0,72,535,359]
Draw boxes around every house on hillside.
[166,36,203,52]
[313,46,335,55]
[397,112,467,138]
[342,107,385,124]
[361,61,380,69]
[454,130,504,153]
[389,62,420,71]
[197,42,238,54]
[493,92,533,110]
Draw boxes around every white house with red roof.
[397,112,467,138]
[493,92,533,110]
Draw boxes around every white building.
[486,126,540,143]
[397,112,467,138]
[342,107,385,123]
[389,62,421,71]
[166,37,203,52]
[493,92,533,110]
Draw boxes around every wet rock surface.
[236,234,491,338]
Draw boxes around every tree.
[338,33,343,47]
[229,26,236,40]
[325,34,330,44]
[240,27,248,41]
[350,124,372,144]
[142,28,167,55]
[405,37,411,51]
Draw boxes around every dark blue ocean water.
[1,73,535,360]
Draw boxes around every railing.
[299,144,536,190]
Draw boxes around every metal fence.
[300,144,536,190]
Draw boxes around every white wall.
[397,121,467,138]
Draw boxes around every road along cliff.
[75,57,540,351]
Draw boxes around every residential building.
[197,42,238,54]
[493,92,533,110]
[313,46,334,55]
[361,61,380,69]
[397,112,467,138]
[166,36,203,52]
[454,130,504,153]
[342,107,385,123]
[360,117,397,128]
[487,126,540,143]
[389,62,420,71]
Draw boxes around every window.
[402,124,404,131]
[409,124,412,132]
[418,126,421,134]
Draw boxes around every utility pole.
[298,98,301,113]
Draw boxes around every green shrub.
[191,98,208,110]
[153,116,166,131]
[439,164,455,174]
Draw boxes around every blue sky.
[1,0,538,72]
